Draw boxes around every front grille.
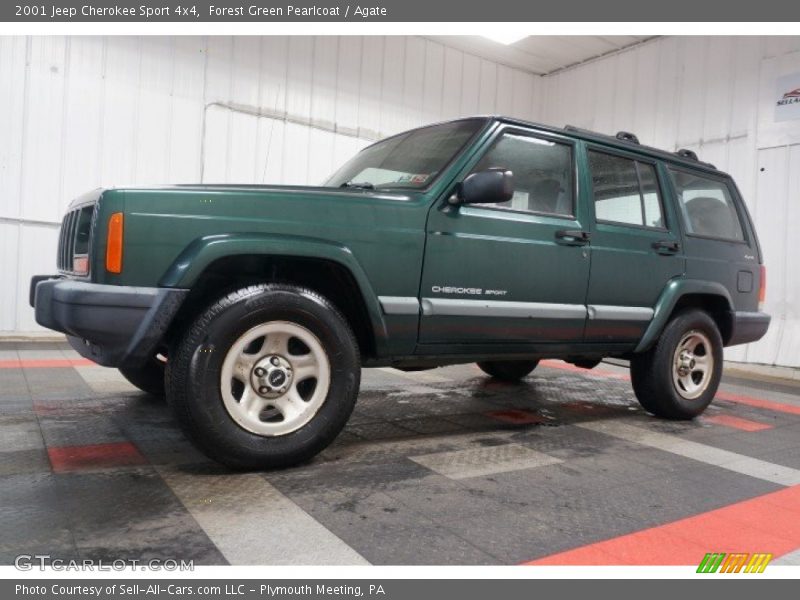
[57,204,95,274]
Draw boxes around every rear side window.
[471,132,574,217]
[588,150,665,229]
[670,169,744,241]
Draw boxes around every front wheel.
[477,360,539,381]
[166,284,360,469]
[630,309,723,419]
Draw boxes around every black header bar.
[4,0,800,22]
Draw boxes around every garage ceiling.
[427,36,657,76]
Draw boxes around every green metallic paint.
[68,117,765,362]
[158,231,391,353]
[420,125,592,344]
[635,278,734,353]
[579,143,686,343]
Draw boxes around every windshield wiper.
[339,181,375,190]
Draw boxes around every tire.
[630,309,723,419]
[477,360,539,381]
[166,284,360,470]
[119,356,166,397]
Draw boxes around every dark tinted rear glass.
[670,169,744,241]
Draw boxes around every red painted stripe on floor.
[48,442,147,472]
[486,409,550,425]
[525,485,800,565]
[540,360,800,417]
[716,390,800,417]
[703,414,773,432]
[0,358,94,369]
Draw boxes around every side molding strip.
[378,296,420,315]
[381,297,655,321]
[587,305,654,321]
[420,298,586,319]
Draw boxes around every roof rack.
[562,124,716,169]
[564,125,641,146]
[675,148,699,161]
[615,131,640,144]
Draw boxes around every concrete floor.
[2,341,800,566]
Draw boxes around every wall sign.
[758,52,800,148]
[775,72,800,122]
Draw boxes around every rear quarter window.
[670,168,745,241]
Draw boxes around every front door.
[582,146,684,342]
[418,127,592,346]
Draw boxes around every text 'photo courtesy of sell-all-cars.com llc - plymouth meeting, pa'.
[30,115,770,470]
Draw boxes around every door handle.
[652,240,680,254]
[555,230,591,246]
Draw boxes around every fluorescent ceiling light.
[481,33,528,46]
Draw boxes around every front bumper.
[30,276,188,368]
[728,311,771,346]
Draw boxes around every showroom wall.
[540,36,800,366]
[1,35,798,368]
[0,35,544,334]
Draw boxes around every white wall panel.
[379,37,406,134]
[0,224,20,331]
[495,65,514,116]
[61,36,104,203]
[21,37,67,222]
[0,37,27,221]
[14,224,59,332]
[440,47,463,120]
[100,37,141,188]
[358,36,383,137]
[256,118,286,185]
[459,53,481,117]
[310,37,338,130]
[422,41,445,121]
[477,59,496,114]
[401,38,426,131]
[168,38,205,184]
[333,37,361,135]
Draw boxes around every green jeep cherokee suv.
[31,116,770,469]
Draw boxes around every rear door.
[418,126,592,346]
[583,146,684,342]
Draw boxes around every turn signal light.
[106,212,124,273]
[758,265,766,309]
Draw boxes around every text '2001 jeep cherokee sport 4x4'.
[31,117,771,469]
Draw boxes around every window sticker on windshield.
[398,173,430,184]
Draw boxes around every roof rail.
[675,148,699,161]
[615,131,640,144]
[561,123,717,170]
[564,125,641,146]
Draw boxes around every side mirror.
[451,168,514,206]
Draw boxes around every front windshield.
[323,119,486,190]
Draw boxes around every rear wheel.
[166,284,360,470]
[477,360,539,381]
[630,309,723,419]
[119,356,166,397]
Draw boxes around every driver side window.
[471,132,575,217]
